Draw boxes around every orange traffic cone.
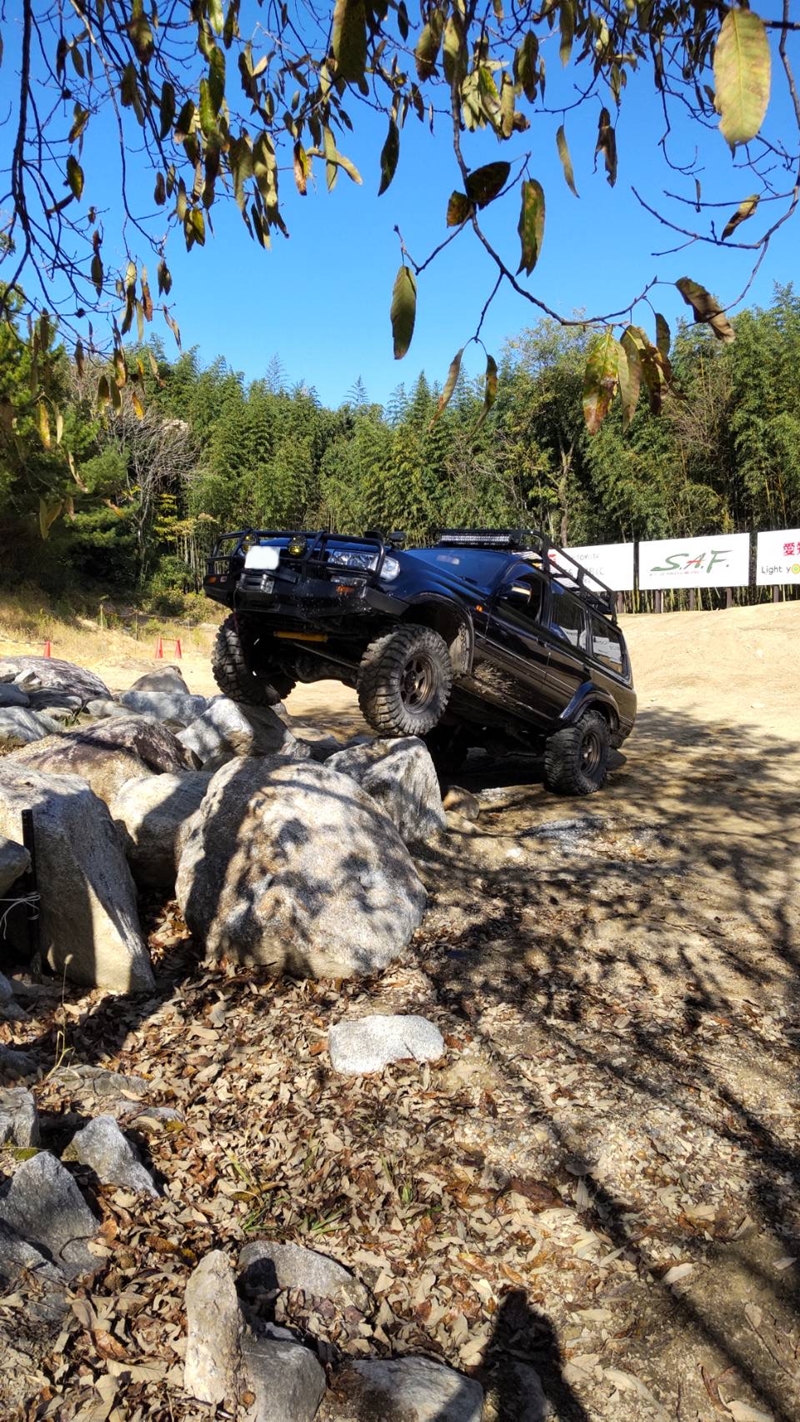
[43,639,52,658]
[174,639,182,660]
[155,637,164,659]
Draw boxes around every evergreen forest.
[1,285,799,617]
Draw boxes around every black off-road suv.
[203,527,636,795]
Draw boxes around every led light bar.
[435,527,617,619]
[437,529,528,549]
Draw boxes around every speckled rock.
[176,756,426,978]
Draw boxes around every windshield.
[406,547,509,590]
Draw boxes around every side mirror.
[503,582,532,610]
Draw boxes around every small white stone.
[328,1014,445,1076]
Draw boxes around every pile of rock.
[185,1245,484,1422]
[0,654,459,992]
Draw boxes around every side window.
[496,570,545,627]
[549,586,587,650]
[589,613,625,673]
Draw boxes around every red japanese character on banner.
[783,542,796,557]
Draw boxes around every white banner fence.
[563,528,800,608]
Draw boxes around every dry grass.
[0,589,220,668]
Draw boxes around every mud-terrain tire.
[358,624,453,736]
[544,709,610,796]
[211,614,296,707]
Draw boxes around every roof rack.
[435,528,617,619]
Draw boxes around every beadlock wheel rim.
[581,728,603,777]
[400,654,435,711]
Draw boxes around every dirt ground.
[2,602,800,1421]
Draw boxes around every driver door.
[474,566,556,725]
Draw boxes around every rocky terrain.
[0,601,799,1422]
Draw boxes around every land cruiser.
[203,527,636,795]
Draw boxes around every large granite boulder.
[10,736,151,807]
[8,716,192,806]
[0,765,154,992]
[0,707,60,748]
[176,757,426,978]
[111,771,212,889]
[0,656,110,702]
[0,684,30,708]
[177,696,306,766]
[119,689,207,727]
[128,665,189,694]
[326,737,446,845]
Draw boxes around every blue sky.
[10,8,800,407]
[160,60,798,406]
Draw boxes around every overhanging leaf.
[655,313,670,357]
[583,330,620,434]
[332,0,367,84]
[514,31,539,103]
[378,118,399,196]
[517,179,545,276]
[556,125,579,198]
[159,82,175,139]
[465,161,510,209]
[431,347,464,425]
[676,276,735,342]
[415,10,443,80]
[619,326,645,429]
[293,142,309,196]
[442,14,466,89]
[390,264,417,360]
[559,0,574,67]
[640,341,671,414]
[713,9,771,149]
[595,108,617,187]
[721,193,759,241]
[474,354,498,430]
[66,155,84,200]
[446,191,472,226]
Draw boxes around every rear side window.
[549,586,587,650]
[589,613,625,673]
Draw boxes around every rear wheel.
[211,614,296,707]
[544,709,610,796]
[358,624,453,736]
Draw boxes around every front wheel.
[211,614,296,707]
[357,624,453,736]
[544,710,610,796]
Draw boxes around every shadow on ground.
[2,703,799,1418]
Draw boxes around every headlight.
[380,555,401,581]
[328,550,378,571]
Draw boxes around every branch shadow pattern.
[414,705,800,1417]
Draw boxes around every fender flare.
[559,682,620,731]
[402,594,475,676]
